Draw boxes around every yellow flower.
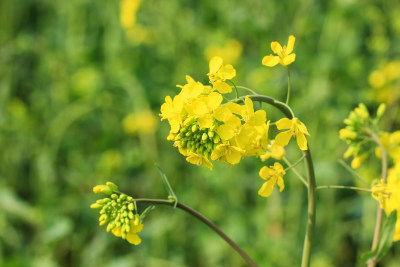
[186,152,213,170]
[260,142,286,161]
[374,166,400,241]
[262,35,296,67]
[274,118,310,151]
[160,95,184,133]
[211,143,244,165]
[112,221,144,245]
[258,162,286,197]
[189,92,223,129]
[208,56,236,94]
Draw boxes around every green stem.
[135,198,259,267]
[316,185,372,193]
[227,80,239,99]
[247,95,317,267]
[235,85,259,95]
[283,156,308,188]
[286,67,291,105]
[338,159,370,188]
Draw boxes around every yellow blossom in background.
[369,60,400,105]
[208,56,236,94]
[262,35,296,67]
[205,39,243,64]
[258,162,286,197]
[119,0,154,45]
[123,110,158,134]
[274,117,310,151]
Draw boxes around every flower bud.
[377,103,386,118]
[93,185,112,195]
[106,181,118,191]
[128,203,134,211]
[90,203,102,209]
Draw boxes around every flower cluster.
[161,45,310,198]
[339,103,386,168]
[160,57,271,170]
[90,182,144,245]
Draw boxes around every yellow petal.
[185,75,195,84]
[245,96,254,117]
[126,232,141,245]
[226,147,242,165]
[262,55,280,67]
[296,133,308,150]
[275,131,292,147]
[271,42,283,54]
[282,53,296,66]
[214,81,232,94]
[214,106,232,122]
[254,110,267,125]
[219,64,236,80]
[112,227,122,237]
[217,124,235,140]
[226,102,245,116]
[286,35,295,54]
[207,92,223,110]
[198,115,214,129]
[258,179,276,197]
[259,166,274,180]
[297,120,310,136]
[192,100,208,116]
[209,56,223,74]
[130,222,144,233]
[277,176,285,192]
[211,144,226,160]
[276,118,292,130]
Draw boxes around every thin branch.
[134,198,259,267]
[283,156,308,188]
[338,159,370,188]
[316,185,371,193]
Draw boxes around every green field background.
[1,0,399,266]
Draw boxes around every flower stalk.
[135,198,259,267]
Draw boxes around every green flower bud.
[377,103,386,118]
[111,194,118,199]
[128,203,134,211]
[127,196,133,202]
[93,185,112,195]
[192,125,198,132]
[90,203,102,209]
[213,136,220,144]
[106,181,118,191]
[128,211,134,219]
[119,194,126,200]
[202,133,208,141]
[208,131,214,138]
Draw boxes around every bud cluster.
[91,182,144,245]
[339,103,386,168]
[174,117,221,158]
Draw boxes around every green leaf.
[140,205,155,221]
[155,163,178,208]
[361,210,397,263]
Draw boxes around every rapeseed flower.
[258,162,286,197]
[274,118,310,151]
[208,56,236,94]
[262,35,296,67]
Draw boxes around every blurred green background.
[1,0,400,266]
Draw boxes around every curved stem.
[286,67,291,105]
[316,185,372,193]
[235,85,259,95]
[247,95,317,267]
[135,198,259,267]
[366,129,388,267]
[227,80,239,99]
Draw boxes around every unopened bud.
[93,185,112,195]
[106,181,118,191]
[128,203,134,211]
[377,104,386,118]
[90,203,102,209]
